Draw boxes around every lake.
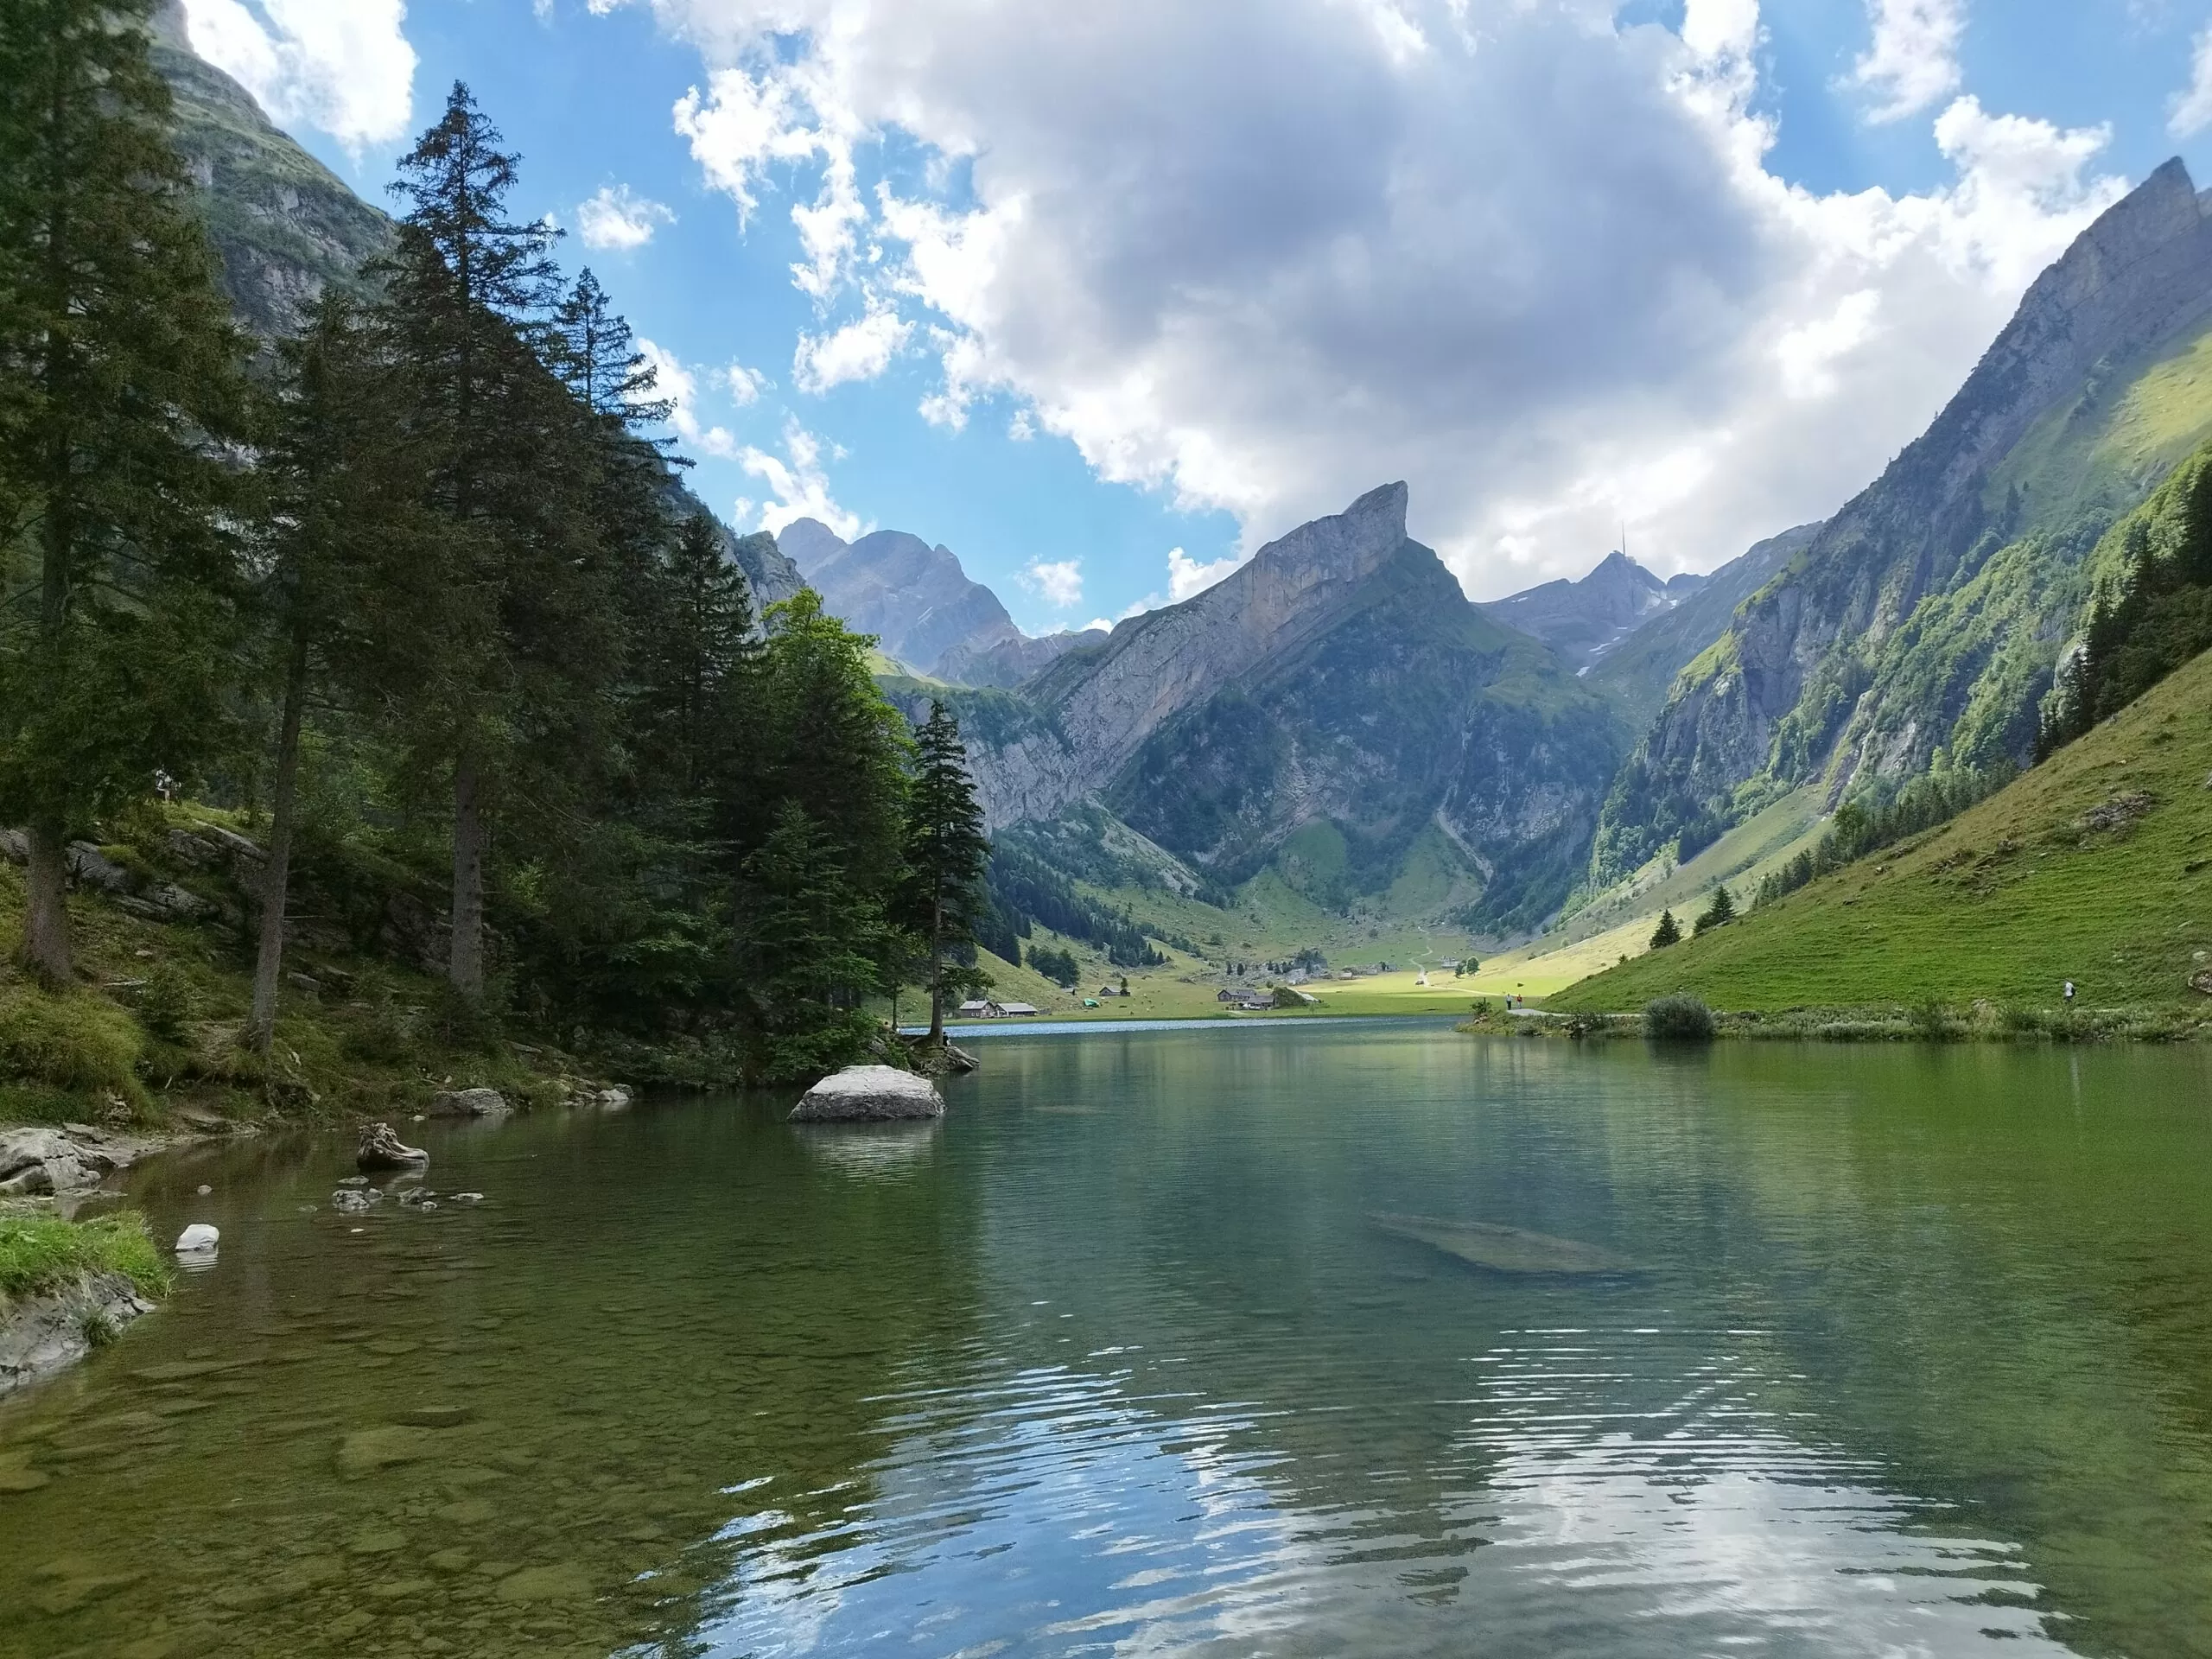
[3,1022,2211,1658]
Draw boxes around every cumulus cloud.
[2171,27,2212,137]
[1019,558,1084,608]
[1166,547,1243,601]
[638,337,741,459]
[1845,0,1967,124]
[576,184,676,251]
[741,419,861,537]
[622,0,2124,597]
[723,362,772,404]
[182,0,415,152]
[793,305,912,394]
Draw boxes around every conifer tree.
[372,83,565,1000]
[738,801,883,1080]
[1694,886,1736,934]
[1649,909,1681,950]
[899,702,992,1040]
[644,511,754,810]
[246,296,422,1050]
[0,0,247,982]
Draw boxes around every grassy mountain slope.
[1587,524,1820,725]
[1594,163,2212,884]
[1554,647,2212,1014]
[1104,540,1629,932]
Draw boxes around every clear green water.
[4,1024,2212,1657]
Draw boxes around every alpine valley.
[136,5,2212,1001]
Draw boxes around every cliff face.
[1594,160,2212,881]
[949,484,1630,931]
[151,3,393,339]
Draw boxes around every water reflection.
[2,1031,2209,1657]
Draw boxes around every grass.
[1553,647,2212,1020]
[0,802,632,1132]
[0,1210,172,1308]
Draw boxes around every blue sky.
[186,1,2212,632]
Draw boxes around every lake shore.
[1459,1001,2211,1044]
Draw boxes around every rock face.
[1596,160,2212,881]
[0,1273,156,1397]
[936,626,1108,690]
[1480,550,1698,671]
[934,482,1630,931]
[779,519,1026,678]
[789,1065,946,1122]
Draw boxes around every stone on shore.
[357,1122,428,1171]
[427,1087,510,1120]
[0,1273,156,1398]
[789,1065,944,1122]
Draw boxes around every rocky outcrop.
[428,1087,511,1119]
[788,1065,945,1122]
[778,519,1025,677]
[0,1124,168,1198]
[936,626,1108,690]
[1481,550,1693,670]
[1596,161,2212,880]
[0,1273,157,1398]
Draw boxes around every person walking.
[2063,979,2076,1008]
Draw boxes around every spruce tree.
[1694,886,1736,934]
[0,0,247,982]
[1649,910,1681,950]
[246,296,423,1050]
[372,83,563,1000]
[899,702,992,1040]
[644,511,754,810]
[738,801,882,1080]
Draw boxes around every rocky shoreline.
[0,1271,157,1401]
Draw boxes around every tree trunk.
[20,819,72,986]
[247,632,309,1051]
[927,887,944,1041]
[449,747,485,997]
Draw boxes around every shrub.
[1643,994,1716,1041]
[1908,999,1956,1040]
[136,961,199,1042]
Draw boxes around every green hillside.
[1554,648,2212,1015]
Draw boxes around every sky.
[181,0,2212,634]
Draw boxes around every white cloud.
[1019,558,1084,608]
[723,362,772,404]
[1008,409,1037,442]
[637,337,741,459]
[576,184,676,251]
[793,305,913,394]
[2171,27,2212,137]
[181,0,415,152]
[1166,546,1244,601]
[741,418,861,538]
[633,0,2123,596]
[1845,0,1967,124]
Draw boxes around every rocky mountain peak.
[776,517,849,576]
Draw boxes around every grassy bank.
[0,1210,171,1308]
[1550,647,2212,1021]
[1462,1000,2202,1044]
[0,803,632,1134]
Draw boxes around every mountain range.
[156,11,2212,951]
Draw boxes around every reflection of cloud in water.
[791,1120,943,1179]
[684,1328,2082,1657]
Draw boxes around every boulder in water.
[428,1087,510,1119]
[790,1065,944,1122]
[175,1224,219,1254]
[1370,1212,1636,1275]
[357,1122,428,1171]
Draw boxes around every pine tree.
[899,702,992,1040]
[1649,910,1681,950]
[1694,886,1736,935]
[0,0,248,982]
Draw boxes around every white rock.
[175,1224,219,1253]
[790,1065,945,1122]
